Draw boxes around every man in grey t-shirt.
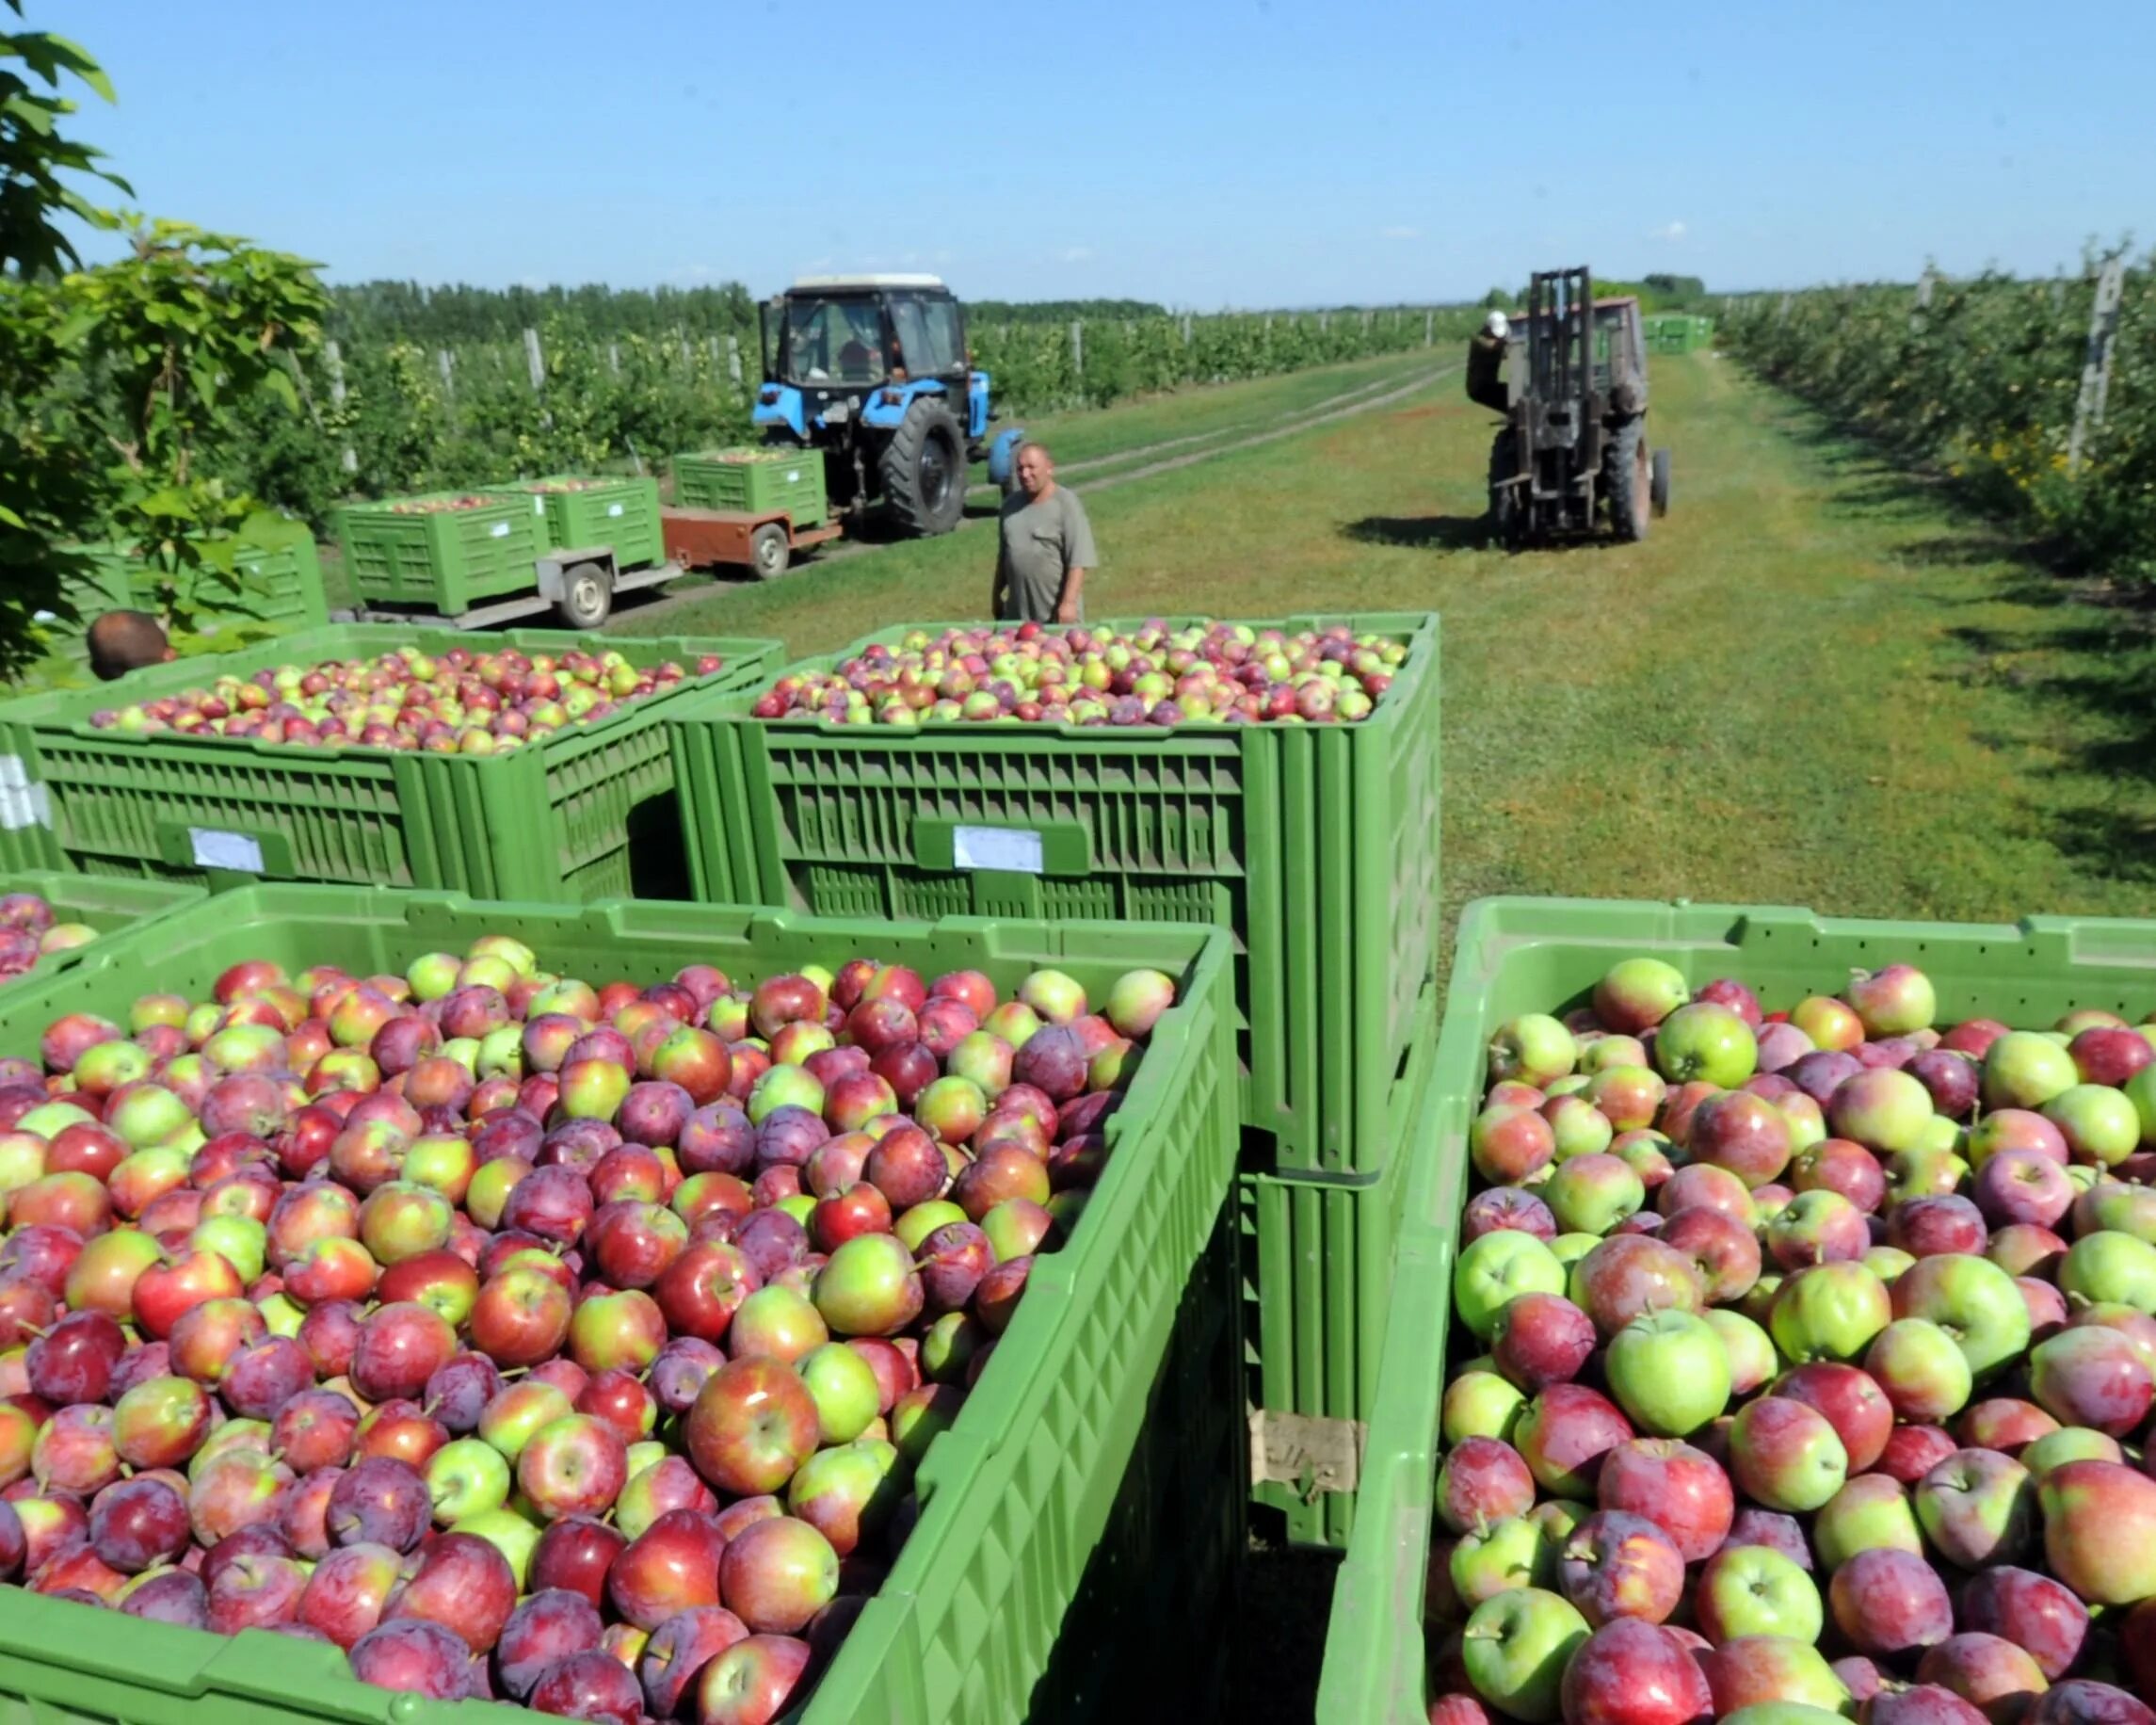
[992,443,1098,623]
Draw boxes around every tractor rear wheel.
[881,398,967,537]
[1606,420,1649,542]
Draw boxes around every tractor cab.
[754,276,1011,536]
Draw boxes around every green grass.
[621,351,2156,932]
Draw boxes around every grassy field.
[620,350,2156,932]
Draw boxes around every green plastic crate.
[0,884,1241,1725]
[0,625,782,901]
[1643,313,1714,353]
[1244,975,1438,1550]
[0,867,204,997]
[673,446,829,526]
[33,540,327,667]
[510,475,665,570]
[668,611,1442,1178]
[1316,895,2156,1724]
[335,492,542,616]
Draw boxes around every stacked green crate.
[0,625,781,901]
[668,611,1444,1546]
[0,885,1243,1725]
[335,492,541,615]
[1317,895,2156,1721]
[508,475,665,569]
[0,868,203,997]
[32,540,326,669]
[673,446,829,525]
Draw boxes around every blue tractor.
[752,275,1024,537]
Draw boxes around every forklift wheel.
[554,562,613,629]
[748,524,791,581]
[1650,448,1672,518]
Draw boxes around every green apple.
[1541,1154,1646,1237]
[1768,1263,1891,1364]
[449,1504,544,1588]
[1653,1003,1758,1088]
[1442,1370,1527,1446]
[1459,1588,1589,1724]
[2052,1233,2156,1311]
[2019,1426,2123,1480]
[1455,1232,1567,1341]
[1697,1543,1823,1643]
[425,1437,511,1524]
[1982,1030,2079,1111]
[1706,1309,1780,1395]
[1887,1253,2030,1379]
[1451,1516,1555,1608]
[1811,1474,1923,1569]
[1488,1014,1577,1088]
[1605,1310,1730,1437]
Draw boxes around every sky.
[48,0,2156,307]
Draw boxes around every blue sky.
[53,0,2156,305]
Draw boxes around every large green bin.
[673,447,829,526]
[0,625,781,901]
[33,540,328,668]
[1316,895,2156,1723]
[1243,973,1437,1550]
[508,475,665,570]
[0,867,204,999]
[335,492,542,616]
[0,884,1242,1725]
[668,611,1442,1179]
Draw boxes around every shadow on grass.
[1343,514,1492,552]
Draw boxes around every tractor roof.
[789,274,949,293]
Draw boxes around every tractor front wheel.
[880,398,967,537]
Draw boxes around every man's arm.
[1054,566,1084,625]
[1057,492,1100,623]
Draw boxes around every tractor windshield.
[780,296,886,384]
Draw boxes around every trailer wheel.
[1650,447,1672,518]
[555,562,613,628]
[749,524,791,581]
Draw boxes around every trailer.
[661,506,845,582]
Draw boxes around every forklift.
[1483,267,1670,546]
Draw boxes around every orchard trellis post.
[726,334,742,385]
[1069,320,1083,377]
[2068,254,2127,476]
[323,339,358,474]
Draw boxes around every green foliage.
[1725,257,2156,584]
[62,218,331,630]
[968,298,1169,323]
[0,2,127,679]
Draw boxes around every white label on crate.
[786,470,802,484]
[533,496,545,514]
[0,754,25,791]
[490,522,511,539]
[607,503,624,517]
[951,825,1043,874]
[189,828,265,873]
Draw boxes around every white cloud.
[1059,246,1095,264]
[1380,225,1420,240]
[1649,220,1688,243]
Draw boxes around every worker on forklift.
[1466,311,1511,412]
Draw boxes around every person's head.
[1015,442,1054,498]
[1485,311,1509,340]
[86,609,174,682]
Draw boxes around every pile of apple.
[1429,958,2156,1725]
[84,645,726,756]
[747,620,1408,728]
[387,496,504,514]
[525,482,615,494]
[0,931,1178,1723]
[0,896,99,982]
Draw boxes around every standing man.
[992,442,1098,624]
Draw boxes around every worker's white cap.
[1485,311,1509,338]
